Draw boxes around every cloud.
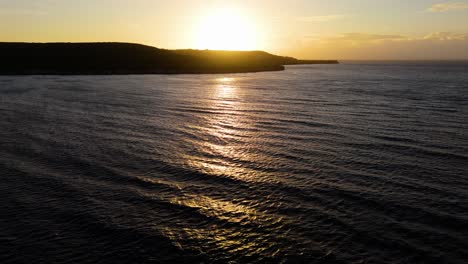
[316,32,468,45]
[293,32,468,60]
[320,33,408,45]
[423,32,468,40]
[298,15,345,22]
[428,2,468,12]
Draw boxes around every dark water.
[1,63,468,263]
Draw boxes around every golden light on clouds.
[428,2,468,12]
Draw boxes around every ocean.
[1,62,467,263]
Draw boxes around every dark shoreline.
[0,65,286,76]
[0,42,338,75]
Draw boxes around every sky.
[1,0,468,59]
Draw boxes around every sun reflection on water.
[186,77,249,178]
[215,77,237,99]
[177,76,283,185]
[180,76,278,183]
[165,77,287,257]
[163,194,286,257]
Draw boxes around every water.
[1,63,467,263]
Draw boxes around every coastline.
[0,65,286,75]
[0,42,338,75]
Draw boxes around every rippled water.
[1,63,468,263]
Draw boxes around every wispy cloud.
[320,33,407,45]
[303,32,468,46]
[317,32,468,44]
[427,2,468,12]
[423,32,468,40]
[298,15,345,23]
[296,32,468,60]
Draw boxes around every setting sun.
[194,8,259,51]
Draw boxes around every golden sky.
[1,0,468,59]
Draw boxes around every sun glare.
[194,8,258,51]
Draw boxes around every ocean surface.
[1,62,467,263]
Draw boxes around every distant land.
[0,42,338,75]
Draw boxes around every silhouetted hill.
[175,50,338,66]
[0,42,338,75]
[174,49,299,65]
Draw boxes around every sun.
[194,8,259,51]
